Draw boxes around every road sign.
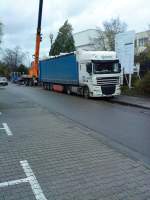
[115,31,135,74]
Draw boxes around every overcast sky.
[1,0,150,64]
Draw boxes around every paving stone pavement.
[111,95,150,110]
[0,88,150,199]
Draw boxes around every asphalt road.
[1,83,150,199]
[2,83,150,164]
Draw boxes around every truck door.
[79,63,86,85]
[79,63,91,86]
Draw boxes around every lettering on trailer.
[0,160,47,200]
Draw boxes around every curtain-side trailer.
[39,50,121,98]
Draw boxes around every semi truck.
[39,50,121,98]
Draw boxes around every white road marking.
[0,160,47,200]
[0,178,28,188]
[20,160,47,200]
[0,123,13,136]
[0,112,2,115]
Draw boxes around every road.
[2,84,150,164]
[0,83,150,199]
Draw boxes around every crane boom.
[29,0,43,79]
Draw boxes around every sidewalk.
[111,95,150,109]
[1,105,150,199]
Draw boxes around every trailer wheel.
[83,87,90,99]
[45,84,48,90]
[29,80,33,86]
[49,84,53,91]
[43,83,46,90]
[66,87,71,95]
[25,81,28,86]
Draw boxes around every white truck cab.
[76,50,121,97]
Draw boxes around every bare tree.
[3,49,15,69]
[93,17,127,51]
[90,28,107,51]
[0,22,3,52]
[0,22,3,45]
[3,46,26,71]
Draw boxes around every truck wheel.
[83,87,90,99]
[43,83,46,89]
[49,84,53,91]
[66,87,71,95]
[25,81,28,86]
[29,80,32,86]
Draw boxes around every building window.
[144,37,149,46]
[138,37,149,47]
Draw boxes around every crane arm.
[30,0,43,78]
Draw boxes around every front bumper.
[90,85,121,97]
[0,82,8,86]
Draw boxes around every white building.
[74,29,150,54]
[135,30,150,54]
[73,29,99,51]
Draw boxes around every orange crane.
[25,0,43,85]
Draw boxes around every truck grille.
[96,77,119,86]
[101,85,116,95]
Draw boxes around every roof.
[40,52,75,62]
[73,29,98,35]
[73,29,99,47]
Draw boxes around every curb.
[110,99,150,110]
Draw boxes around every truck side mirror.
[86,63,92,74]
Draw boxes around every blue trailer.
[39,53,79,86]
[39,50,121,98]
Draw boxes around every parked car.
[0,77,8,86]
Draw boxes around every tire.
[47,84,50,90]
[25,81,28,86]
[46,84,48,90]
[83,87,90,99]
[49,84,53,91]
[43,83,46,90]
[29,80,33,86]
[66,87,71,95]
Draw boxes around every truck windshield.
[93,61,120,74]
